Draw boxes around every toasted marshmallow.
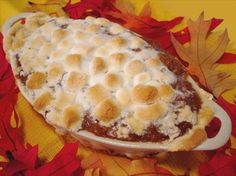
[86,84,109,105]
[132,84,158,104]
[95,98,120,123]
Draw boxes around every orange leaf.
[84,168,101,176]
[171,12,236,97]
[81,151,168,176]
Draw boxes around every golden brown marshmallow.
[58,39,73,50]
[108,53,127,70]
[51,50,66,60]
[124,60,145,76]
[72,44,92,55]
[95,98,120,123]
[89,57,106,74]
[134,72,151,85]
[103,73,122,90]
[33,92,52,111]
[62,105,81,128]
[30,36,47,49]
[130,36,145,49]
[86,84,109,105]
[52,29,68,43]
[26,72,46,89]
[110,37,126,48]
[93,36,104,45]
[40,43,54,56]
[110,24,124,34]
[86,24,100,33]
[75,31,88,41]
[48,63,63,81]
[65,54,81,69]
[158,84,174,101]
[66,71,87,90]
[116,88,131,106]
[146,56,161,68]
[132,84,158,104]
[53,91,75,110]
[95,18,109,26]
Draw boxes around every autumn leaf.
[63,0,118,19]
[216,96,236,137]
[115,0,135,14]
[218,52,236,64]
[0,145,38,175]
[0,142,82,176]
[27,0,67,17]
[63,0,183,49]
[84,168,101,176]
[0,32,36,175]
[199,147,236,176]
[25,142,82,176]
[171,12,236,98]
[81,151,173,176]
[0,33,20,159]
[155,165,174,176]
[164,17,223,55]
[139,2,151,17]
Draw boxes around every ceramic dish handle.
[194,100,232,150]
[2,12,32,37]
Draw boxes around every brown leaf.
[171,12,236,97]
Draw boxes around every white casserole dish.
[2,13,232,158]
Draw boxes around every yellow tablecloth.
[1,0,236,175]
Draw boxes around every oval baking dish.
[2,12,232,158]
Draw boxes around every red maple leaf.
[216,96,236,137]
[0,32,35,175]
[0,145,38,175]
[63,0,184,51]
[199,147,236,176]
[25,142,82,176]
[0,142,82,176]
[0,33,21,159]
[63,0,118,19]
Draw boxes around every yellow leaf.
[82,151,159,176]
[27,0,67,17]
[222,88,236,104]
[84,168,102,176]
[115,0,135,15]
[139,2,151,17]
